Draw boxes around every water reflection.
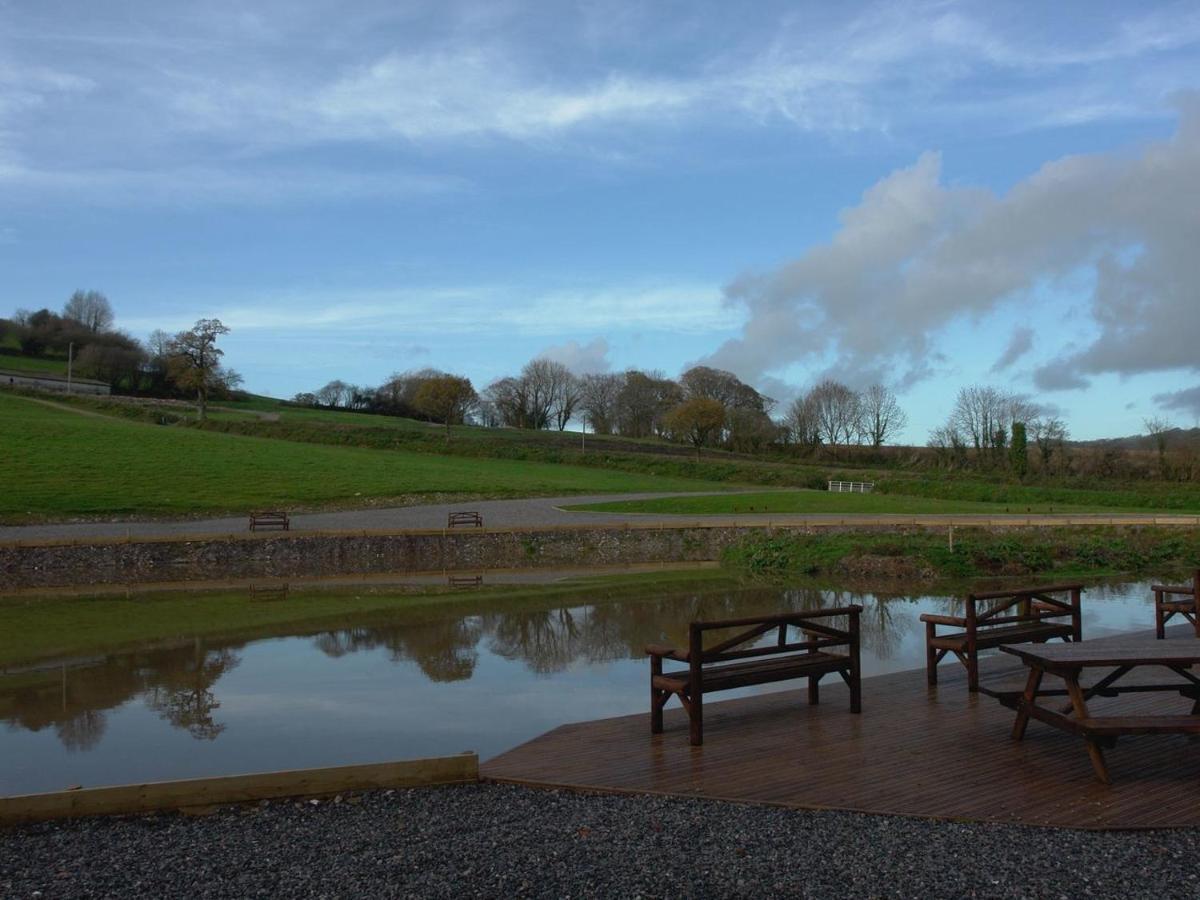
[0,580,1161,792]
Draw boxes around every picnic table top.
[1001,639,1200,668]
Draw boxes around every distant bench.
[921,583,1082,692]
[1153,570,1198,638]
[447,511,483,528]
[646,606,862,746]
[248,510,290,532]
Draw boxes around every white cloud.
[537,337,612,374]
[702,95,1200,392]
[121,281,739,338]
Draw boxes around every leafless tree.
[807,379,861,446]
[315,379,352,408]
[860,383,908,447]
[63,289,114,333]
[1144,416,1174,475]
[1030,417,1069,473]
[578,373,622,434]
[786,394,822,449]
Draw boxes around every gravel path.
[2,783,1197,898]
[2,493,1192,544]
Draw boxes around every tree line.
[1,292,239,419]
[298,359,912,456]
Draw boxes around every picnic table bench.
[646,606,862,746]
[921,583,1082,692]
[1153,570,1199,638]
[447,511,483,528]
[248,510,290,531]
[1004,641,1200,784]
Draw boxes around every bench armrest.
[645,644,689,662]
[920,614,966,627]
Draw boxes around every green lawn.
[566,489,1152,516]
[0,393,734,521]
[0,351,69,375]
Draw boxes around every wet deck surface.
[483,628,1200,829]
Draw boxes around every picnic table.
[1003,641,1200,783]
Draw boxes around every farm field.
[0,393,734,522]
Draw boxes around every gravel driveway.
[2,783,1197,898]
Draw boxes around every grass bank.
[0,393,734,521]
[0,569,740,668]
[567,490,1137,516]
[723,527,1200,582]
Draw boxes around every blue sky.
[2,0,1199,440]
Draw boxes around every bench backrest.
[687,606,862,666]
[964,583,1082,629]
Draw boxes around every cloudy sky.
[3,0,1199,440]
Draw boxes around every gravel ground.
[2,784,1198,899]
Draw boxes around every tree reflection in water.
[0,584,952,750]
[145,640,241,740]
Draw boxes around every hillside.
[0,392,737,522]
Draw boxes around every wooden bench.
[447,511,483,528]
[1153,570,1199,638]
[448,574,484,588]
[646,606,862,746]
[248,510,290,531]
[922,583,1082,693]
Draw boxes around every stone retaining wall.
[0,525,787,590]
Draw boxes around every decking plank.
[483,627,1200,828]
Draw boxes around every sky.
[2,0,1199,441]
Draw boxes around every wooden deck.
[483,627,1200,829]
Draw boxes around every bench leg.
[966,651,979,693]
[808,674,820,706]
[688,690,703,746]
[925,622,938,686]
[1065,674,1110,784]
[1011,665,1043,740]
[650,689,667,734]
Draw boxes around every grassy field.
[0,393,735,521]
[0,350,69,375]
[566,490,1155,516]
[724,527,1200,581]
[0,569,739,667]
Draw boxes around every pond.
[0,577,1163,795]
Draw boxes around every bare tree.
[860,383,908,447]
[315,379,351,408]
[786,394,822,450]
[63,289,114,333]
[1030,417,1069,473]
[1144,416,1173,476]
[807,379,861,447]
[578,373,622,435]
[166,319,231,421]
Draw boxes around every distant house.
[0,368,111,396]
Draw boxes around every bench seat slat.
[929,621,1073,652]
[653,652,850,693]
[1075,715,1200,736]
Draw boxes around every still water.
[0,579,1162,795]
